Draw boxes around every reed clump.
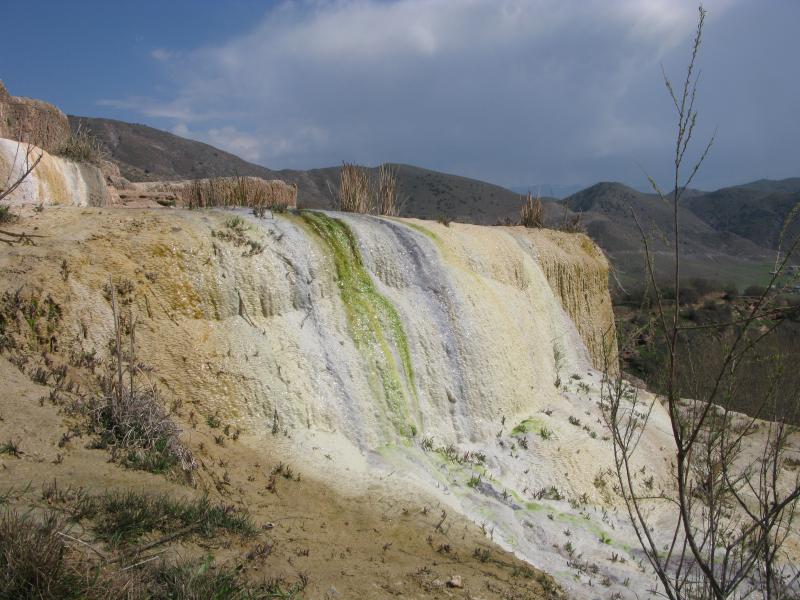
[337,162,372,213]
[377,163,401,216]
[179,176,297,212]
[520,191,544,228]
[336,162,403,216]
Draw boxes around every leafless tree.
[601,6,800,599]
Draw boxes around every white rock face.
[0,207,677,599]
[0,138,109,206]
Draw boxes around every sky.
[1,0,798,192]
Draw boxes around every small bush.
[90,373,195,475]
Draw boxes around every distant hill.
[70,115,560,225]
[69,115,799,289]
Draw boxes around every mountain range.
[71,115,800,291]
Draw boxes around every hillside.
[70,116,560,225]
[69,115,800,289]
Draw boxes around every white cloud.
[104,0,773,187]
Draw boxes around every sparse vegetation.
[212,215,264,256]
[54,124,107,165]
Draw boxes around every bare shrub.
[602,7,800,599]
[337,162,372,213]
[90,282,195,475]
[54,124,107,165]
[179,176,297,212]
[520,191,544,228]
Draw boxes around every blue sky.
[1,1,798,191]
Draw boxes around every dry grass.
[179,176,297,212]
[0,505,303,600]
[520,191,544,228]
[0,509,87,599]
[54,124,108,166]
[377,163,401,216]
[337,162,372,213]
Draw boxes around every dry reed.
[520,191,544,228]
[178,176,297,212]
[337,162,372,213]
[377,163,401,216]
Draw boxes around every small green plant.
[224,216,249,232]
[420,436,434,451]
[473,547,491,563]
[467,474,482,488]
[206,414,222,429]
[0,439,21,457]
[568,416,581,427]
[539,427,553,440]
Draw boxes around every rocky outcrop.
[0,81,70,152]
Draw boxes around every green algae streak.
[300,211,418,437]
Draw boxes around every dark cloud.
[112,0,797,189]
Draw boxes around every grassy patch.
[43,486,254,548]
[0,509,86,600]
[0,507,301,600]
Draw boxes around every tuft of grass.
[473,547,491,563]
[0,439,21,457]
[0,507,301,600]
[467,474,482,488]
[90,372,195,475]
